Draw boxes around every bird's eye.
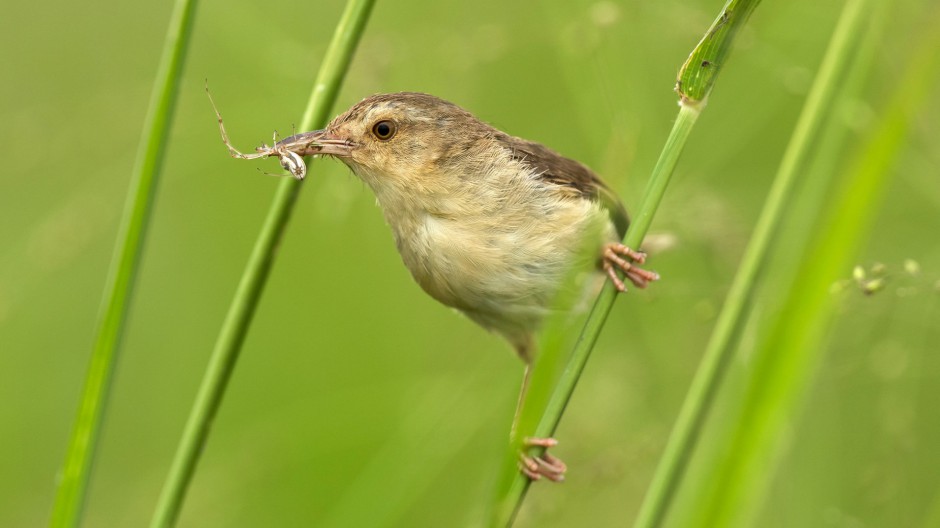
[371,120,397,140]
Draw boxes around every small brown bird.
[212,91,659,481]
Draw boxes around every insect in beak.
[205,83,353,180]
[276,149,307,179]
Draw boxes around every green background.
[2,0,938,526]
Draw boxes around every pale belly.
[390,198,613,346]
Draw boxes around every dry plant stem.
[149,1,375,527]
[49,0,198,525]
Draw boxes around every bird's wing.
[497,134,629,238]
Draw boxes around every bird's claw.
[519,437,567,482]
[602,243,660,292]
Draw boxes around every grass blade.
[631,0,875,526]
[148,1,376,526]
[489,1,761,525]
[692,8,940,524]
[49,0,199,525]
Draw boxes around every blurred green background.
[2,0,938,526]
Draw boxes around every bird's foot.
[519,437,567,482]
[602,243,660,292]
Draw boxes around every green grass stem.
[49,0,199,525]
[631,0,873,526]
[491,105,700,528]
[489,4,761,524]
[148,1,375,526]
[694,8,940,524]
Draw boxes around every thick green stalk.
[489,1,761,525]
[149,1,375,526]
[50,0,198,525]
[632,0,872,526]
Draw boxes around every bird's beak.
[274,129,355,158]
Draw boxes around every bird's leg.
[510,363,529,437]
[513,362,567,482]
[602,243,660,292]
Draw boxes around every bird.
[210,91,659,481]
